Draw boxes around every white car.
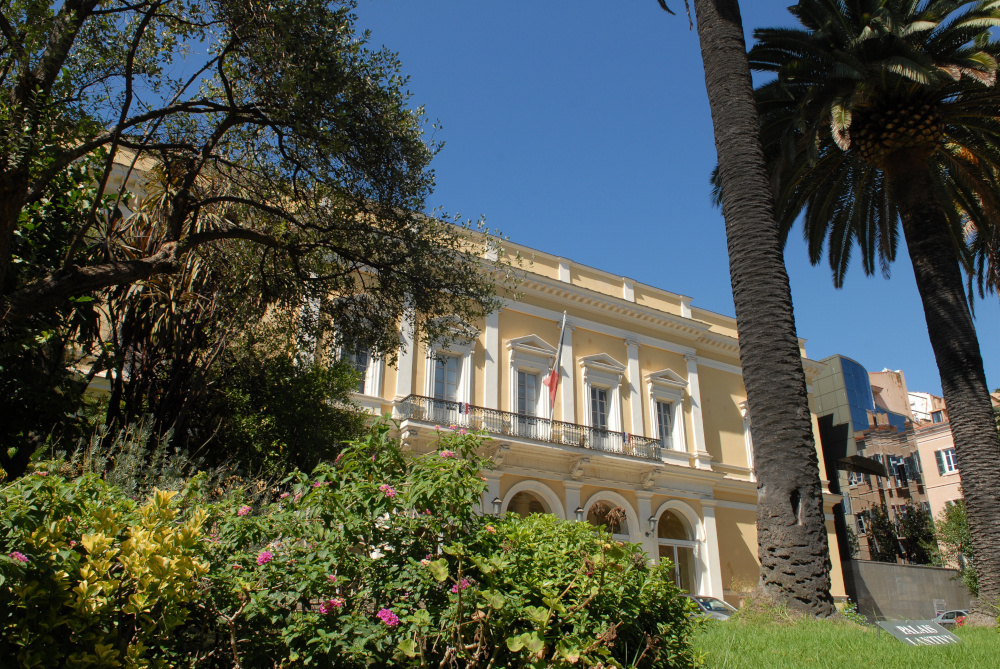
[681,595,738,621]
[932,610,968,627]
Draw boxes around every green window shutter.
[935,450,946,476]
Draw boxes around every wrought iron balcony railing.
[397,395,663,461]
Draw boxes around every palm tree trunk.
[885,148,1000,624]
[691,0,835,616]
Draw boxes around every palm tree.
[659,0,837,616]
[748,0,1000,622]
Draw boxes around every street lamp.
[646,515,657,537]
[492,497,502,515]
[575,506,584,522]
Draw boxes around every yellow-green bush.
[1,475,208,668]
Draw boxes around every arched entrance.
[657,510,698,594]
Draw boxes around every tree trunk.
[692,0,835,616]
[885,148,1000,624]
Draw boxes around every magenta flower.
[327,574,337,583]
[257,551,273,566]
[313,482,322,488]
[319,597,344,614]
[440,450,455,458]
[279,492,290,499]
[8,551,29,563]
[237,505,251,516]
[458,428,467,435]
[376,608,400,627]
[334,453,343,464]
[485,525,496,534]
[451,578,471,594]
[378,483,397,498]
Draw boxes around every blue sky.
[355,0,1000,396]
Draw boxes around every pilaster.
[685,352,710,467]
[701,501,725,598]
[626,338,643,436]
[484,310,500,409]
[561,323,576,424]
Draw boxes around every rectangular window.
[434,355,460,401]
[656,400,673,449]
[347,346,369,394]
[856,515,867,535]
[517,371,538,416]
[590,387,608,430]
[936,448,958,475]
[932,411,944,423]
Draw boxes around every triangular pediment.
[578,353,626,373]
[506,334,557,356]
[645,368,688,391]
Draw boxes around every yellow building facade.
[351,239,846,605]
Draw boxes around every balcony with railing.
[397,395,663,461]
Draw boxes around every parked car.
[932,610,968,627]
[681,595,738,621]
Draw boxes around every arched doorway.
[586,501,631,541]
[507,491,549,518]
[657,510,697,593]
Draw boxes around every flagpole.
[545,311,567,430]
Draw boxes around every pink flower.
[458,428,467,435]
[449,425,457,430]
[327,575,337,583]
[420,558,431,566]
[280,492,290,499]
[35,471,48,477]
[434,425,441,430]
[440,450,455,458]
[294,493,302,502]
[232,564,242,570]
[8,551,28,563]
[237,505,251,516]
[313,482,323,488]
[319,597,344,614]
[371,454,376,462]
[376,608,399,627]
[485,525,496,534]
[257,551,273,566]
[451,578,471,594]
[69,540,77,548]
[334,453,343,464]
[378,484,397,498]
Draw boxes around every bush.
[1,421,699,668]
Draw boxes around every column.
[393,310,416,406]
[564,480,583,521]
[484,310,500,409]
[561,324,576,424]
[481,473,502,517]
[636,491,657,559]
[685,353,710,468]
[701,501,725,598]
[626,339,643,436]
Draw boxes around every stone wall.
[843,559,972,621]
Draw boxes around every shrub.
[1,421,699,668]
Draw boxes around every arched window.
[508,491,548,518]
[587,501,630,539]
[657,511,697,593]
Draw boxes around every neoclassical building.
[350,239,847,605]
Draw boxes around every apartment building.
[349,239,847,604]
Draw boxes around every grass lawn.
[694,618,998,668]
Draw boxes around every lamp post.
[492,497,502,516]
[646,515,657,537]
[575,506,584,522]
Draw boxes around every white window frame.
[936,448,958,475]
[506,335,557,420]
[341,345,384,398]
[579,353,626,433]
[423,319,478,410]
[646,369,688,452]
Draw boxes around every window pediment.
[578,353,626,374]
[506,334,557,359]
[646,368,688,398]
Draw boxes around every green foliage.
[0,473,208,668]
[838,599,868,626]
[934,500,977,597]
[0,155,112,478]
[194,324,367,476]
[896,501,936,565]
[0,422,700,667]
[863,504,900,564]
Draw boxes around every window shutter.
[935,450,946,476]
